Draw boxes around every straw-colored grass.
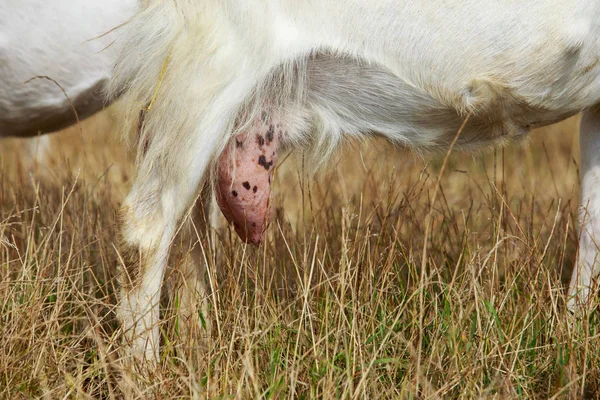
[0,111,598,399]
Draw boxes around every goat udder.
[216,119,280,245]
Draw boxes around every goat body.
[6,0,598,362]
[112,0,600,361]
[112,0,600,360]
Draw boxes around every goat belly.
[216,121,279,245]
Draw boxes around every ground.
[0,110,598,398]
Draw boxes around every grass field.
[0,111,598,399]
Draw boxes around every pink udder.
[216,113,280,245]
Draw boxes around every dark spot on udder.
[252,222,256,227]
[257,134,265,147]
[258,155,273,170]
[243,181,251,190]
[232,190,238,197]
[253,186,257,193]
[235,139,243,149]
[266,125,274,143]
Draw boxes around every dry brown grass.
[0,111,598,399]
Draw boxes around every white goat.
[110,0,600,361]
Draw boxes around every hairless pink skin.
[216,112,280,245]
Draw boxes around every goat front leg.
[569,109,600,311]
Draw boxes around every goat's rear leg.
[569,109,600,311]
[167,191,222,356]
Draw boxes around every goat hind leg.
[167,188,220,356]
[117,51,271,360]
[118,135,222,362]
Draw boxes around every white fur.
[569,110,600,309]
[0,0,138,137]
